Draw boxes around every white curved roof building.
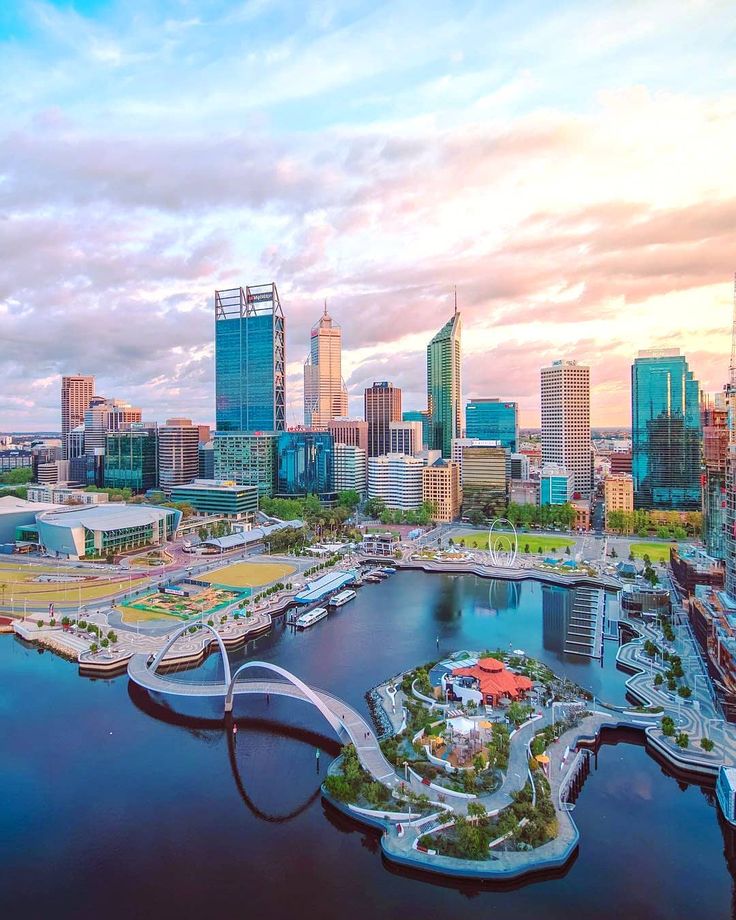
[33,503,181,559]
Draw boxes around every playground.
[118,584,244,622]
[199,560,295,589]
[0,561,150,606]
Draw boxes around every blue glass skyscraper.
[631,350,701,510]
[276,431,336,502]
[215,284,285,433]
[465,398,518,451]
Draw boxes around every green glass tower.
[631,349,701,510]
[427,307,462,458]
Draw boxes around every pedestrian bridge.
[127,621,398,787]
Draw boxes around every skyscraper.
[61,375,94,459]
[303,303,348,429]
[364,382,402,457]
[427,307,462,458]
[215,284,285,433]
[540,360,591,498]
[631,349,701,510]
[465,398,518,451]
[275,430,336,502]
[158,419,200,494]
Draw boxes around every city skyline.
[0,1,734,430]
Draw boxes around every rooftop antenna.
[454,285,458,316]
[324,298,328,316]
[730,272,736,388]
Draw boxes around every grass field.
[0,562,151,605]
[454,532,575,552]
[199,561,295,589]
[119,606,180,624]
[629,542,675,563]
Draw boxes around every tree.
[338,490,360,511]
[701,737,714,752]
[661,716,675,737]
[0,466,33,485]
[364,496,386,519]
[468,508,485,527]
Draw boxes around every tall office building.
[389,421,423,456]
[427,308,462,458]
[402,410,430,450]
[631,349,701,510]
[701,395,728,559]
[61,375,94,459]
[334,443,367,497]
[303,304,348,429]
[367,453,423,510]
[465,399,518,452]
[158,419,200,494]
[215,284,286,433]
[540,360,591,498]
[364,382,402,457]
[103,425,158,493]
[213,432,276,497]
[327,418,369,454]
[275,431,336,502]
[460,445,507,516]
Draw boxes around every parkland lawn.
[628,542,676,563]
[454,532,575,552]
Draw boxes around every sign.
[164,587,187,597]
[246,291,273,304]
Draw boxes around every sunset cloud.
[0,0,733,429]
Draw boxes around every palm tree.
[0,583,7,606]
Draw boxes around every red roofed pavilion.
[449,657,533,707]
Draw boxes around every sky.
[1,0,735,431]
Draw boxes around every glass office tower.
[103,426,158,493]
[402,410,430,451]
[215,284,286,433]
[465,399,518,451]
[631,350,701,510]
[276,431,336,502]
[427,309,462,458]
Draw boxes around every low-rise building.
[604,473,634,528]
[540,464,574,506]
[670,545,724,596]
[170,479,258,519]
[509,480,538,506]
[26,486,108,505]
[213,432,277,497]
[571,499,590,531]
[422,458,461,523]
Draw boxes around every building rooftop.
[36,503,174,530]
[0,496,59,514]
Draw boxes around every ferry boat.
[295,607,329,629]
[330,589,357,608]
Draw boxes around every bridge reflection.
[127,681,340,824]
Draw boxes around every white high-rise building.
[540,360,591,498]
[303,303,348,429]
[334,443,367,497]
[367,453,423,510]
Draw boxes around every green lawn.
[454,532,575,552]
[628,542,675,563]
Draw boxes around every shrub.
[701,737,715,752]
[677,685,692,699]
[675,732,689,749]
[101,638,109,648]
[90,642,98,653]
[661,716,675,737]
[49,618,56,627]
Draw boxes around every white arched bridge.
[127,621,399,787]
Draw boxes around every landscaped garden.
[453,532,575,553]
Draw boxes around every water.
[1,571,733,919]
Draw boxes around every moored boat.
[330,589,357,608]
[295,607,329,629]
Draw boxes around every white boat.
[379,566,397,575]
[295,607,329,629]
[330,589,357,608]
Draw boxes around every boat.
[379,566,397,575]
[368,569,388,579]
[717,766,736,825]
[295,607,329,629]
[330,589,357,608]
[363,574,382,584]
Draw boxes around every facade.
[26,486,108,505]
[427,310,462,458]
[198,441,215,479]
[460,445,507,515]
[402,410,430,450]
[540,360,591,498]
[670,545,724,596]
[507,452,530,481]
[367,453,423,510]
[571,499,590,531]
[610,450,632,474]
[213,432,276,497]
[451,438,501,480]
[276,431,336,502]
[327,418,369,454]
[158,419,200,494]
[389,421,423,456]
[701,395,729,560]
[364,382,402,457]
[465,399,518,452]
[303,304,348,428]
[0,449,33,472]
[334,443,367,497]
[631,349,701,510]
[0,496,60,546]
[540,464,574,506]
[421,459,461,523]
[61,375,94,459]
[170,479,258,519]
[30,503,180,559]
[510,480,538,506]
[604,474,634,528]
[103,427,158,493]
[215,284,286,433]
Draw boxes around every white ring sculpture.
[487,518,518,567]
